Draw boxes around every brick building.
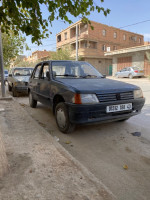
[56,20,144,75]
[24,50,54,63]
[105,44,150,76]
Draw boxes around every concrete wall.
[112,51,145,76]
[84,58,112,75]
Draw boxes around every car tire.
[55,102,76,134]
[12,86,18,97]
[8,84,12,91]
[129,74,133,79]
[29,91,37,108]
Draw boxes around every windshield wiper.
[55,74,78,77]
[79,74,98,78]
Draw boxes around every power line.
[119,19,150,29]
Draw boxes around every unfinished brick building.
[56,20,144,75]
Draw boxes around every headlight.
[134,89,143,99]
[72,94,99,104]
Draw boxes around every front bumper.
[66,98,145,125]
[14,85,28,93]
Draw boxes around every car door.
[29,63,42,101]
[120,68,127,77]
[126,67,131,77]
[38,62,52,107]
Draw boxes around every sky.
[24,0,150,57]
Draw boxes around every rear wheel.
[29,91,37,108]
[55,102,76,133]
[129,74,133,79]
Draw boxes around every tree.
[51,48,72,60]
[2,31,29,68]
[0,0,110,44]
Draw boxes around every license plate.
[140,70,143,73]
[106,103,132,113]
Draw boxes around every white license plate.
[106,103,132,113]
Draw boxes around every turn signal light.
[74,94,82,104]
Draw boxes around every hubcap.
[56,108,66,128]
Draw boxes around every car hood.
[14,76,30,82]
[57,78,139,93]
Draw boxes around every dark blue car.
[29,61,145,133]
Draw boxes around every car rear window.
[132,67,140,70]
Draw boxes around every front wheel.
[129,74,133,79]
[12,86,18,97]
[29,91,37,108]
[55,102,76,133]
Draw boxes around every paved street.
[7,77,150,200]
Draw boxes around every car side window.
[33,64,42,79]
[40,64,50,80]
[127,68,131,71]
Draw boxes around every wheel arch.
[53,94,65,114]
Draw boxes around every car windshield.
[13,68,33,76]
[4,70,8,74]
[51,61,103,78]
[132,67,140,70]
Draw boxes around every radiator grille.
[97,91,134,103]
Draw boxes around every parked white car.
[115,67,144,79]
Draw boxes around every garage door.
[117,57,132,71]
[144,57,150,76]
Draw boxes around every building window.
[64,32,67,40]
[57,35,61,42]
[102,29,106,36]
[102,44,106,51]
[130,36,137,42]
[114,32,117,39]
[123,34,126,41]
[139,38,141,43]
[113,46,117,50]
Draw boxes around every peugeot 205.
[28,61,145,133]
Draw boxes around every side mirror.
[103,74,106,78]
[9,74,12,77]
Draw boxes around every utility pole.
[76,24,78,61]
[0,0,5,97]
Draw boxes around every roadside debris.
[65,141,72,144]
[123,165,128,170]
[38,121,46,128]
[19,103,26,107]
[54,136,59,142]
[131,132,141,137]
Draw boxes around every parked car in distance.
[29,61,145,133]
[0,69,8,83]
[115,67,144,79]
[4,70,8,83]
[7,67,33,97]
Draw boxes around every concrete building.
[105,44,150,76]
[56,20,144,75]
[24,50,54,63]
